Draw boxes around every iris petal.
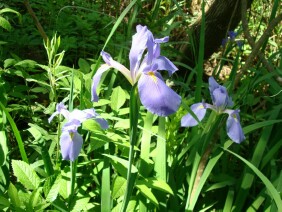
[138,72,181,116]
[226,110,245,143]
[181,103,207,127]
[153,56,178,76]
[212,87,229,108]
[91,64,111,102]
[95,118,109,129]
[101,51,132,83]
[209,77,233,108]
[60,130,83,161]
[129,25,152,74]
[68,109,96,123]
[48,102,70,123]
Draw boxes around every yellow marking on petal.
[70,132,74,140]
[232,114,238,122]
[198,105,204,109]
[148,71,157,83]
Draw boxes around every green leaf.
[4,58,17,68]
[0,196,10,208]
[14,60,37,69]
[28,188,42,210]
[112,176,127,199]
[111,86,126,112]
[135,183,159,207]
[70,197,90,212]
[78,58,90,74]
[223,148,282,211]
[103,154,138,178]
[0,8,20,16]
[8,183,20,207]
[12,160,41,190]
[46,175,61,202]
[137,178,174,195]
[0,131,8,166]
[0,102,28,163]
[0,17,12,31]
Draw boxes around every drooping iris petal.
[226,110,245,143]
[68,109,96,123]
[129,25,151,74]
[181,103,207,127]
[94,118,109,129]
[152,36,169,58]
[91,64,112,102]
[60,129,83,161]
[101,51,132,83]
[138,71,181,116]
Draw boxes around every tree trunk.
[179,0,253,69]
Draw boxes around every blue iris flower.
[222,31,243,49]
[91,25,181,116]
[49,102,108,161]
[181,77,245,143]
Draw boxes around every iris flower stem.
[185,112,221,210]
[69,159,77,209]
[121,84,139,212]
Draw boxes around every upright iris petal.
[129,25,152,75]
[209,77,233,109]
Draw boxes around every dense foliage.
[0,0,281,211]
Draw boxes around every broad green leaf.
[137,178,174,195]
[0,196,10,208]
[12,160,41,190]
[27,126,42,141]
[8,183,20,207]
[111,86,126,112]
[112,176,127,199]
[14,60,37,69]
[78,58,90,74]
[103,154,138,179]
[30,87,49,94]
[111,199,137,212]
[83,119,105,132]
[88,134,109,153]
[44,175,61,202]
[0,17,12,31]
[0,131,8,166]
[28,188,42,210]
[114,119,130,129]
[4,58,17,68]
[136,184,159,207]
[70,197,90,212]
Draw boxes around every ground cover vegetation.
[0,0,281,211]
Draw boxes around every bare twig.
[240,0,282,75]
[23,0,48,42]
[241,0,274,73]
